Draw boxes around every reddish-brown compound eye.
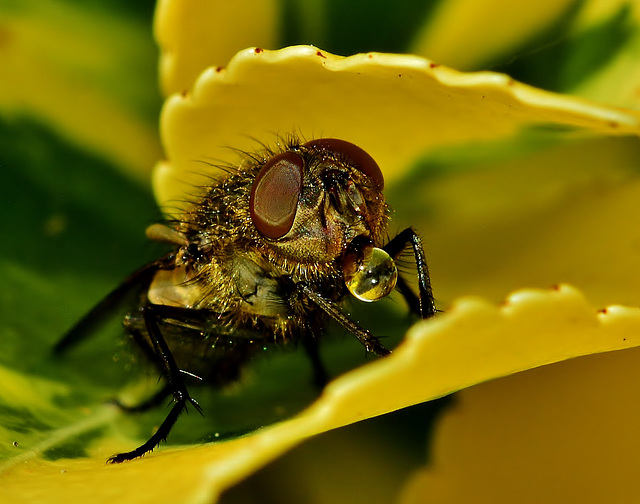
[250,151,304,239]
[303,138,384,189]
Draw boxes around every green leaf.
[494,3,637,96]
[279,0,441,55]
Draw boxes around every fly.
[55,137,437,463]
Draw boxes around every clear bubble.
[344,246,398,302]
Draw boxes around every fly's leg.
[108,322,171,413]
[107,304,201,464]
[383,228,437,319]
[301,285,391,357]
[394,277,421,316]
[301,332,329,388]
[301,228,435,360]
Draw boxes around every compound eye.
[303,138,384,189]
[250,151,304,239]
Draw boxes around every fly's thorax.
[146,229,300,317]
[230,254,291,317]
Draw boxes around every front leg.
[108,304,201,463]
[301,333,329,388]
[301,284,391,356]
[383,228,437,319]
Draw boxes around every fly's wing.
[53,256,171,354]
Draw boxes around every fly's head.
[249,138,398,302]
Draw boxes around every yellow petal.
[155,0,280,96]
[399,345,640,503]
[153,46,640,211]
[418,134,640,307]
[3,286,640,503]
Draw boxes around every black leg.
[383,228,437,319]
[302,333,329,388]
[301,285,391,356]
[126,322,162,365]
[107,397,188,463]
[107,304,201,463]
[395,276,421,316]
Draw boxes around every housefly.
[55,137,437,463]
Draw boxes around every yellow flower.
[2,1,640,503]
